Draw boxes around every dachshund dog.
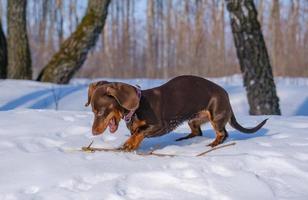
[85,75,267,151]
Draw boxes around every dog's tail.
[229,113,268,134]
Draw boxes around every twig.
[50,86,60,110]
[196,142,236,156]
[80,141,236,157]
[86,140,94,148]
[137,150,176,157]
[137,144,177,157]
[81,141,175,156]
[81,141,122,153]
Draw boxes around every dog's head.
[85,81,140,135]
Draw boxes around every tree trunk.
[226,0,281,115]
[37,0,111,84]
[270,0,283,73]
[7,0,32,79]
[146,0,155,78]
[0,20,7,79]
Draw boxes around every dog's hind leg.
[207,111,229,147]
[207,127,228,147]
[176,111,209,141]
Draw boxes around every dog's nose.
[92,128,102,135]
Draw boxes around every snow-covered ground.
[0,75,308,200]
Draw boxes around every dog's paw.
[207,141,219,148]
[121,142,137,152]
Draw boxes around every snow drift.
[0,75,308,200]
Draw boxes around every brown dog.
[85,75,267,151]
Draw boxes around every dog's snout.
[92,127,102,135]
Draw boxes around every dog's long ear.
[85,81,109,107]
[106,83,140,111]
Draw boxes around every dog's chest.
[126,116,147,135]
[127,114,187,137]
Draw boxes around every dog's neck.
[125,114,147,135]
[123,86,141,124]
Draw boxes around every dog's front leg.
[122,122,162,151]
[121,133,145,152]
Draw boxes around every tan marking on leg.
[176,110,209,141]
[129,119,147,135]
[207,130,225,147]
[207,111,228,147]
[188,119,202,136]
[122,133,145,151]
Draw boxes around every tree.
[37,0,111,84]
[146,0,155,78]
[226,0,281,115]
[270,0,284,72]
[0,20,7,79]
[7,0,32,79]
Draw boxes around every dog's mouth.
[108,117,118,133]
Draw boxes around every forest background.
[1,0,307,79]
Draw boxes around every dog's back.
[139,75,229,132]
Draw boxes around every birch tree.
[0,20,7,78]
[226,0,281,115]
[37,0,111,84]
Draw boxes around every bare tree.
[146,0,155,77]
[226,0,281,115]
[38,0,48,45]
[0,19,7,78]
[2,0,305,79]
[286,0,300,74]
[55,0,64,46]
[270,0,284,72]
[193,0,204,74]
[7,0,32,79]
[37,0,111,84]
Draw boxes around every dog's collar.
[123,85,141,124]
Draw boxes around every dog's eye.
[97,108,105,117]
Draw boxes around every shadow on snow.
[0,84,87,111]
[140,127,269,151]
[295,97,308,116]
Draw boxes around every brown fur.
[85,81,110,106]
[86,75,267,151]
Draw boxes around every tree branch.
[80,141,236,157]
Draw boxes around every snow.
[0,75,308,200]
